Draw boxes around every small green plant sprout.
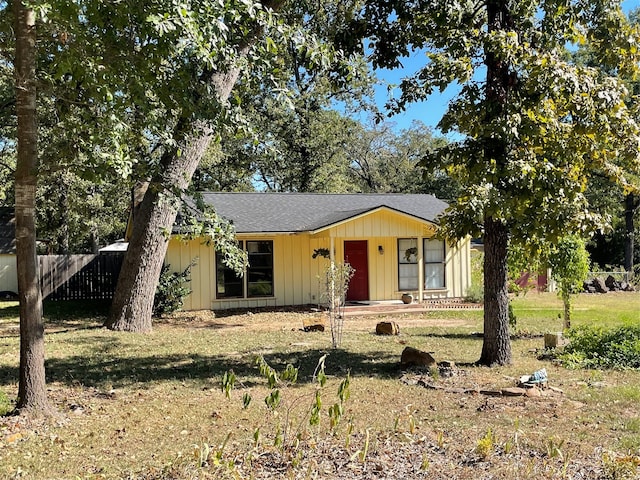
[408,414,416,434]
[193,432,233,470]
[420,454,430,471]
[256,356,279,388]
[309,390,322,426]
[328,372,351,433]
[221,370,236,399]
[345,419,355,449]
[350,429,371,464]
[545,436,565,459]
[475,428,496,460]
[253,427,261,449]
[313,354,328,386]
[504,418,523,455]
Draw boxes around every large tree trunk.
[14,0,49,412]
[624,193,637,273]
[478,0,513,366]
[105,68,244,332]
[479,217,512,366]
[105,132,212,332]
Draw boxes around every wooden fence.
[39,254,124,301]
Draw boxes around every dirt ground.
[160,308,468,332]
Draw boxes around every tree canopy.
[355,0,640,365]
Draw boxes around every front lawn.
[0,292,638,479]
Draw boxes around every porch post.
[330,236,335,264]
[418,236,424,302]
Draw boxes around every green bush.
[153,261,196,317]
[465,251,484,303]
[464,283,484,303]
[560,325,640,370]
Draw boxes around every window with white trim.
[398,238,419,290]
[424,239,445,289]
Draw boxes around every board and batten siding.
[165,235,332,311]
[164,208,471,311]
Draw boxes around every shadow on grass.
[0,299,111,320]
[0,300,109,336]
[43,300,111,321]
[0,348,401,390]
[0,303,19,319]
[411,332,485,340]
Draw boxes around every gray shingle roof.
[195,193,448,233]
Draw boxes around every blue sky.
[371,0,640,135]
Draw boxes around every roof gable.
[193,193,448,234]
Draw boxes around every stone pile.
[583,275,635,293]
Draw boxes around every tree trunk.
[105,132,211,332]
[478,0,514,366]
[105,66,245,332]
[479,217,512,366]
[562,292,571,330]
[624,193,637,273]
[14,0,49,412]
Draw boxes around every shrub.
[464,283,484,303]
[560,325,640,370]
[465,251,484,303]
[153,260,197,317]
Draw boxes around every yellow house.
[165,193,471,310]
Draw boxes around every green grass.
[510,292,640,331]
[0,292,638,479]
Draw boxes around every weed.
[602,451,640,480]
[408,415,416,434]
[504,418,524,455]
[560,325,640,369]
[476,428,495,460]
[223,355,351,451]
[360,429,370,463]
[221,370,236,399]
[345,420,354,449]
[545,436,565,459]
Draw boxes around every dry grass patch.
[0,293,638,479]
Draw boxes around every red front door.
[344,240,369,301]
